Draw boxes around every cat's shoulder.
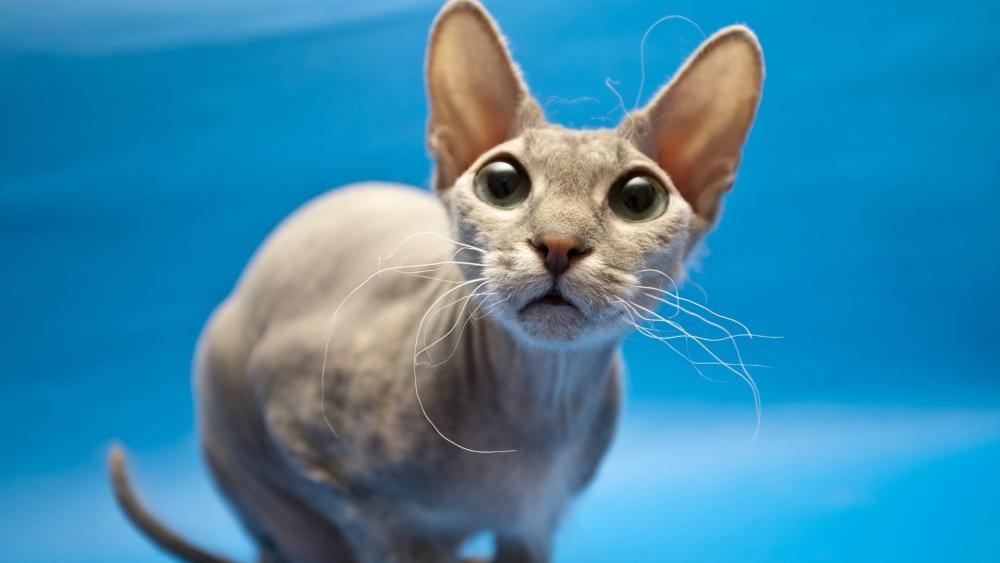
[252,181,449,260]
[232,181,453,321]
[293,182,442,225]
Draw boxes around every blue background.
[2,0,998,561]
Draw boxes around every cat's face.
[426,0,763,347]
[445,126,695,345]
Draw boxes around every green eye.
[474,159,530,208]
[609,174,669,221]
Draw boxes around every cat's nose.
[529,234,591,277]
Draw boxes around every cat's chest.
[390,439,586,534]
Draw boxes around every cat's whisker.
[388,260,484,284]
[543,95,601,116]
[381,231,487,261]
[320,251,485,439]
[617,297,761,440]
[636,268,778,340]
[623,306,741,382]
[413,278,489,356]
[412,278,517,455]
[624,295,755,345]
[622,297,745,369]
[604,77,637,138]
[377,236,485,280]
[419,282,491,342]
[614,306,724,383]
[633,294,756,397]
[417,280,495,361]
[635,268,687,319]
[382,259,486,274]
[684,277,711,304]
[424,292,508,369]
[638,289,745,340]
[639,285,767,340]
[633,283,682,318]
[473,295,510,320]
[635,267,682,289]
[632,15,706,110]
[686,359,773,369]
[375,258,485,284]
[395,273,470,285]
[377,234,484,278]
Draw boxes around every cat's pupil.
[485,162,520,200]
[621,177,656,213]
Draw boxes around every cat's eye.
[608,174,669,222]
[474,159,530,208]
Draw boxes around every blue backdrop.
[2,1,998,561]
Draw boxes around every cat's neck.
[478,315,619,406]
[417,297,621,450]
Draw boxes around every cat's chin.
[513,301,590,344]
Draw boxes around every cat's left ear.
[628,25,764,223]
[426,0,543,191]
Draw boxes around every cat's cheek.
[453,216,477,248]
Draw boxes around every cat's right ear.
[426,0,543,191]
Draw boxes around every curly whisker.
[613,297,761,441]
[412,278,517,454]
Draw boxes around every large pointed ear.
[426,0,543,191]
[629,25,763,223]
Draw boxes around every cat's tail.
[108,444,235,563]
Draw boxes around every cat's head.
[426,0,763,347]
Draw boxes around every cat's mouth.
[521,289,578,311]
[513,287,589,341]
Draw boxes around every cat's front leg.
[494,535,552,563]
[390,537,468,563]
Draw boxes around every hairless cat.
[109,1,764,561]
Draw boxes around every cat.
[109,1,764,562]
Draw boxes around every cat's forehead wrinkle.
[519,126,632,197]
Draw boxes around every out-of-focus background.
[3,0,999,561]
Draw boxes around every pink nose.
[529,234,591,277]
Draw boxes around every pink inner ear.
[426,4,538,189]
[636,28,763,221]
